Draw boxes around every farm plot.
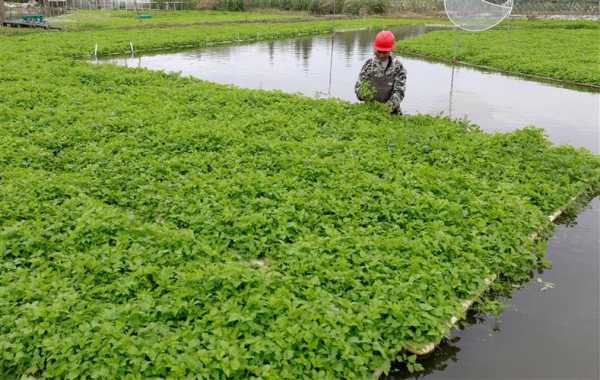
[1,15,599,379]
[398,20,600,87]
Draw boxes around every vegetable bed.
[1,16,599,379]
[398,21,600,87]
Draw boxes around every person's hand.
[385,100,396,113]
[385,101,402,115]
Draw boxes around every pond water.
[100,26,600,378]
[101,25,599,154]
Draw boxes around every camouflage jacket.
[354,55,407,113]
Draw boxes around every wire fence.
[2,0,194,20]
[513,0,599,14]
[3,3,66,18]
[67,0,193,10]
[391,0,599,15]
[2,0,598,23]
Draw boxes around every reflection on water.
[103,25,599,154]
[115,26,437,100]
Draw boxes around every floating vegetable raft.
[398,21,600,88]
[1,18,599,379]
[398,193,585,358]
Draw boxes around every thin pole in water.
[1,0,5,26]
[327,35,334,98]
[327,0,336,98]
[449,28,462,118]
[448,64,455,118]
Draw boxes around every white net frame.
[444,0,513,32]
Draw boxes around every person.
[354,31,407,115]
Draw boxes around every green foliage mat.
[398,21,600,87]
[47,10,313,31]
[1,18,599,379]
[6,18,429,58]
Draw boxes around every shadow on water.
[99,27,600,379]
[386,311,512,379]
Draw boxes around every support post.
[1,0,6,25]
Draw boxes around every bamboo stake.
[0,0,5,25]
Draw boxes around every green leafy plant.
[0,15,599,379]
[398,22,600,87]
[357,80,377,101]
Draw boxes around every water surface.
[103,26,599,153]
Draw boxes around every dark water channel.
[101,27,600,378]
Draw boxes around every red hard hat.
[374,31,395,52]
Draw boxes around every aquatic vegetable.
[398,22,600,86]
[47,9,312,31]
[1,17,599,379]
[357,81,377,101]
[11,17,429,58]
